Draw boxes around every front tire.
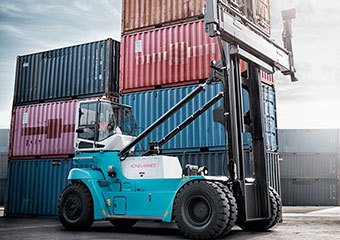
[174,180,234,239]
[58,182,94,230]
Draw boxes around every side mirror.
[76,128,84,133]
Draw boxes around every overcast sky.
[0,0,339,129]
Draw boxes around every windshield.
[78,101,136,142]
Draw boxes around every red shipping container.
[9,100,79,159]
[120,20,220,93]
[120,20,274,93]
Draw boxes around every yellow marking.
[102,210,107,215]
[88,179,91,183]
[182,177,189,182]
[164,210,169,218]
[106,199,111,206]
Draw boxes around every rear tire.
[173,180,234,239]
[109,219,138,228]
[237,186,281,231]
[58,182,94,230]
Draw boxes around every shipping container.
[0,129,9,153]
[122,0,205,34]
[169,150,280,193]
[280,153,340,179]
[123,83,249,152]
[281,179,340,206]
[120,19,274,93]
[120,20,218,93]
[278,129,340,153]
[121,83,277,152]
[9,100,80,159]
[0,153,7,179]
[13,39,120,106]
[121,0,270,36]
[0,178,6,206]
[6,158,74,216]
[236,0,271,35]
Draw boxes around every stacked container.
[120,0,280,191]
[0,129,9,206]
[279,129,340,206]
[6,39,120,216]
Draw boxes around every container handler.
[58,0,297,239]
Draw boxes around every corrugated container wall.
[13,39,120,106]
[278,129,340,153]
[0,129,9,205]
[6,159,74,216]
[280,153,340,179]
[121,0,270,36]
[121,83,278,152]
[0,129,9,153]
[8,99,88,159]
[122,0,205,34]
[236,0,271,35]
[120,19,274,93]
[120,20,218,93]
[281,179,340,206]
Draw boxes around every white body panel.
[122,156,183,179]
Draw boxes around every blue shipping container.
[121,83,277,153]
[6,159,74,216]
[14,39,120,106]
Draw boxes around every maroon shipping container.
[120,20,274,93]
[9,100,80,159]
[120,20,220,93]
[122,0,205,34]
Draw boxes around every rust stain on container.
[122,0,205,34]
[120,20,220,93]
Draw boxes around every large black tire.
[58,182,94,230]
[173,180,234,239]
[237,186,281,231]
[109,219,138,228]
[268,187,282,228]
[214,182,238,235]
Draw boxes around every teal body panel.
[68,151,205,222]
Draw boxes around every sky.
[0,0,339,129]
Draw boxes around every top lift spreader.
[58,0,297,239]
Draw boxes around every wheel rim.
[63,193,82,221]
[185,195,212,227]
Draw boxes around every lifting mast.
[205,0,297,222]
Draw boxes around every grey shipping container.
[0,129,9,153]
[13,38,120,106]
[278,129,340,153]
[0,178,6,206]
[0,153,8,179]
[280,153,340,179]
[281,178,340,206]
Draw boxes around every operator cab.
[75,99,137,152]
